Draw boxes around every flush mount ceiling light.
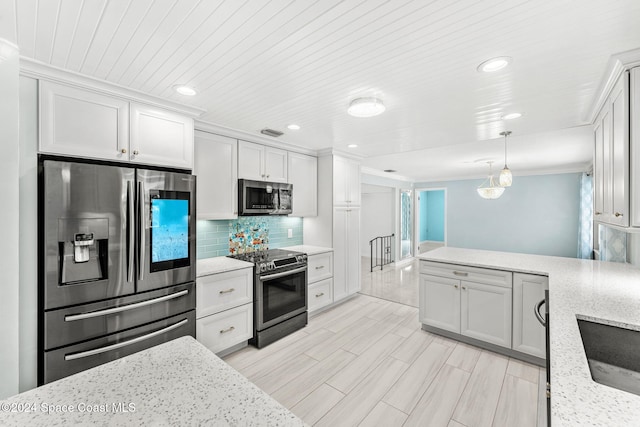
[499,131,513,187]
[477,56,512,73]
[287,124,301,130]
[173,85,197,96]
[501,112,522,120]
[347,97,386,118]
[477,161,505,200]
[347,144,358,148]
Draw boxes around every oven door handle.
[64,318,188,361]
[64,290,189,322]
[261,266,307,281]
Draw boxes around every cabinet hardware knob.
[266,175,270,178]
[219,288,235,294]
[315,266,325,270]
[133,150,139,155]
[120,148,127,154]
[454,284,459,289]
[595,212,602,215]
[615,212,623,217]
[316,292,324,297]
[220,326,235,334]
[462,286,467,290]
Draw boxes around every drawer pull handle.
[219,288,235,294]
[453,271,468,277]
[315,292,324,297]
[220,326,235,334]
[315,266,325,270]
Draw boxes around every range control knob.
[258,263,267,273]
[268,262,275,271]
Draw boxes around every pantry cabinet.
[238,140,287,183]
[39,80,194,169]
[333,156,361,206]
[333,207,361,300]
[287,152,318,217]
[194,131,238,219]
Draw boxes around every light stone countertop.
[280,245,333,256]
[418,247,640,426]
[197,256,253,277]
[0,336,305,427]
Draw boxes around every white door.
[264,146,288,182]
[238,140,265,181]
[346,207,361,294]
[194,131,238,219]
[512,273,548,358]
[287,152,317,217]
[419,274,460,333]
[130,103,194,169]
[460,281,512,348]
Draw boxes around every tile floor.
[223,293,546,426]
[360,257,420,307]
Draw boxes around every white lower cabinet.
[419,275,460,333]
[512,273,548,358]
[196,267,253,354]
[308,278,333,313]
[307,251,334,314]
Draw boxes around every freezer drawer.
[43,310,195,384]
[44,282,195,350]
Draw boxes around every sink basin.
[577,316,640,396]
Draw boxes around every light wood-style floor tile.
[222,329,309,370]
[492,374,538,427]
[304,317,378,360]
[249,353,317,394]
[290,383,344,425]
[390,328,435,364]
[315,357,409,427]
[383,341,454,414]
[358,401,407,427]
[448,420,468,427]
[446,342,482,373]
[342,312,405,355]
[452,351,509,427]
[537,368,547,427]
[403,364,470,427]
[506,358,540,384]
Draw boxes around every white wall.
[360,187,395,256]
[0,37,20,398]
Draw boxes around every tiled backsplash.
[197,216,303,259]
[598,224,627,263]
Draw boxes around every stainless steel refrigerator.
[39,158,196,384]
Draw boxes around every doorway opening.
[400,189,413,260]
[415,188,446,254]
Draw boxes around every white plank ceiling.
[10,0,640,181]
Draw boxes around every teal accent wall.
[197,216,303,259]
[419,190,445,242]
[414,173,581,258]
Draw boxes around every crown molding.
[584,47,640,123]
[19,57,207,118]
[315,148,364,161]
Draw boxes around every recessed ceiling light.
[477,56,512,73]
[173,85,197,96]
[348,144,358,148]
[501,112,522,120]
[347,97,386,118]
[287,124,301,130]
[384,169,397,173]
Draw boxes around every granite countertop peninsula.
[197,255,253,277]
[0,336,305,427]
[280,245,333,256]
[419,247,640,426]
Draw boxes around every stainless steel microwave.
[238,179,292,215]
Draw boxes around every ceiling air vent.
[260,128,284,137]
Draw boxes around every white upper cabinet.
[39,81,130,161]
[238,140,287,182]
[130,103,194,169]
[333,155,360,206]
[194,131,238,219]
[287,152,317,217]
[39,81,194,169]
[632,68,640,227]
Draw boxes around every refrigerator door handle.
[127,181,134,283]
[138,181,145,281]
[64,318,188,361]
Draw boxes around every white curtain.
[577,173,593,259]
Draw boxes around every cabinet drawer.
[308,252,333,283]
[196,303,253,354]
[420,261,512,288]
[196,268,253,318]
[308,278,333,312]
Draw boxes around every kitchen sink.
[577,316,640,396]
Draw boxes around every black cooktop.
[228,248,304,264]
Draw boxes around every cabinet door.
[419,274,460,333]
[195,267,252,319]
[632,67,640,227]
[610,74,629,226]
[594,119,605,219]
[130,103,194,169]
[460,281,512,348]
[238,140,265,180]
[195,131,238,219]
[347,207,361,294]
[308,278,333,313]
[288,152,317,217]
[346,158,361,206]
[602,108,613,223]
[264,146,288,182]
[39,81,129,160]
[308,251,333,283]
[512,273,548,358]
[196,303,253,354]
[333,156,349,205]
[332,208,348,300]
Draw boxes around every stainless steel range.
[229,249,308,348]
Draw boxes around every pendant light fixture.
[499,130,513,187]
[477,161,505,199]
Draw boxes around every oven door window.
[149,191,191,272]
[262,270,306,324]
